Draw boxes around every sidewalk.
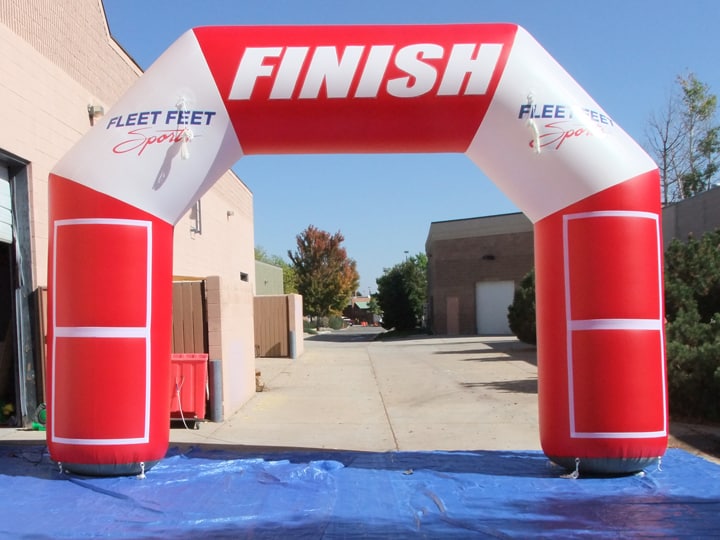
[2,328,719,465]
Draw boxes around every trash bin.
[170,353,208,429]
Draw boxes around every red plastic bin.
[170,354,208,427]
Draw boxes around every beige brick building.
[0,0,257,424]
[425,212,534,336]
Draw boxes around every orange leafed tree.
[288,225,360,324]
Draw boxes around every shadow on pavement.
[461,379,538,394]
[305,326,385,343]
[435,342,538,367]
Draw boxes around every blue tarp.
[1,446,719,538]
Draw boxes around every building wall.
[426,213,534,335]
[662,186,720,245]
[254,260,284,295]
[173,175,257,414]
[0,4,137,288]
[0,0,257,417]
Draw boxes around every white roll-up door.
[475,281,515,335]
[0,165,11,244]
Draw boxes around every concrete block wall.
[173,174,257,414]
[0,0,140,106]
[1,0,258,417]
[0,0,141,287]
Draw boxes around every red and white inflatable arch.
[47,24,667,475]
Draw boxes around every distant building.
[425,212,534,336]
[661,185,720,244]
[344,295,375,325]
[255,260,284,295]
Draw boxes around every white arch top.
[53,24,655,224]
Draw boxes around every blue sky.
[103,1,720,294]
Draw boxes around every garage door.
[0,165,11,244]
[475,280,515,335]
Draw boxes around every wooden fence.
[172,280,207,354]
[254,294,303,358]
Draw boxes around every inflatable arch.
[47,24,667,475]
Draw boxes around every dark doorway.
[0,239,16,425]
[0,161,17,426]
[0,153,38,427]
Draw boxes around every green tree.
[375,253,427,331]
[677,74,720,197]
[507,268,536,345]
[367,296,382,319]
[664,230,720,420]
[255,246,297,293]
[647,73,720,202]
[288,225,359,327]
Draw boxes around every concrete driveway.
[171,327,542,452]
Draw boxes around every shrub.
[328,315,344,330]
[664,231,720,420]
[507,269,536,345]
[666,310,720,420]
[303,320,317,334]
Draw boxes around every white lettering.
[387,43,443,98]
[229,47,282,99]
[270,47,309,99]
[355,45,394,98]
[228,42,504,100]
[299,45,365,99]
[438,43,503,96]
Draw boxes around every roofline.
[429,211,525,226]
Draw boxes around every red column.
[535,170,668,474]
[46,175,173,475]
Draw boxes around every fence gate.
[254,295,289,357]
[172,280,207,354]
